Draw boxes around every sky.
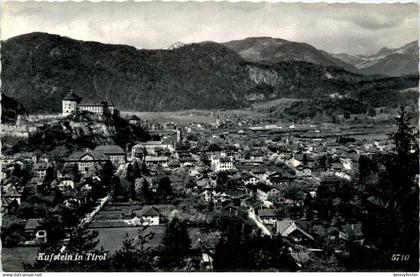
[2,1,418,55]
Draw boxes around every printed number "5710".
[391,254,410,261]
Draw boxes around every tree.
[199,153,211,167]
[158,218,191,270]
[390,106,418,160]
[140,179,152,203]
[213,213,297,271]
[156,176,172,200]
[1,217,25,247]
[42,166,55,188]
[343,111,351,120]
[111,175,123,201]
[141,161,150,176]
[110,229,154,271]
[125,163,138,200]
[367,107,376,117]
[348,105,419,271]
[302,153,308,166]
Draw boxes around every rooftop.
[62,91,81,102]
[257,208,277,217]
[94,145,125,155]
[66,150,109,161]
[24,218,43,231]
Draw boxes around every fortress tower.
[62,90,81,116]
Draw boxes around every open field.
[2,247,39,271]
[251,98,306,110]
[89,225,166,254]
[121,108,269,125]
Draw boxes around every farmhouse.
[276,219,314,243]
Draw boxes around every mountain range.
[1,32,417,113]
[222,37,359,73]
[332,41,418,77]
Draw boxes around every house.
[200,185,214,202]
[286,157,301,168]
[128,115,141,125]
[295,165,312,177]
[140,207,164,225]
[330,162,344,172]
[33,162,50,179]
[64,149,109,173]
[62,191,89,208]
[213,192,230,204]
[256,183,281,201]
[24,218,47,245]
[1,184,22,212]
[339,223,364,245]
[276,219,314,243]
[223,205,241,216]
[94,145,126,166]
[210,154,235,172]
[145,156,169,167]
[2,197,19,215]
[256,209,278,225]
[250,168,267,179]
[242,174,260,186]
[29,176,44,190]
[320,175,343,192]
[267,172,295,186]
[57,175,75,191]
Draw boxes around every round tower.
[62,90,81,116]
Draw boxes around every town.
[1,90,418,272]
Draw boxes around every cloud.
[2,1,418,55]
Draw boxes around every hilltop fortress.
[62,91,115,116]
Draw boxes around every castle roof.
[63,91,81,102]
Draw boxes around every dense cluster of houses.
[1,108,392,266]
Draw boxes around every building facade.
[62,91,114,116]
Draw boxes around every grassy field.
[2,246,39,271]
[121,108,268,125]
[90,225,166,254]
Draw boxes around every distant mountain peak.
[332,40,418,76]
[164,42,186,50]
[376,47,392,56]
[222,36,357,73]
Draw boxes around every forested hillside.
[1,33,417,113]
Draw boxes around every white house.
[140,207,164,225]
[211,153,235,172]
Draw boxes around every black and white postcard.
[1,0,419,273]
